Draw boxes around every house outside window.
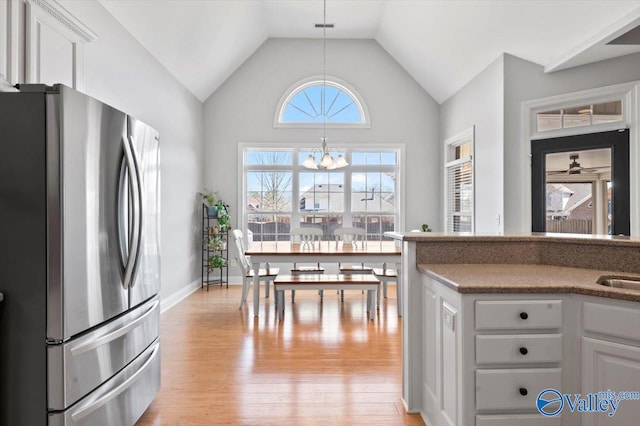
[444,127,474,232]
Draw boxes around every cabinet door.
[423,286,437,398]
[441,300,458,425]
[581,337,640,426]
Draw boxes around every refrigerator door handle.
[121,135,141,289]
[69,299,159,356]
[68,342,160,423]
[117,154,130,284]
[127,134,144,288]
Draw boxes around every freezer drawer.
[49,338,160,426]
[48,297,160,410]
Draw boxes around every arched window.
[275,76,370,128]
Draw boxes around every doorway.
[531,129,630,236]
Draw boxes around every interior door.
[127,116,161,308]
[531,129,630,236]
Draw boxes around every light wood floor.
[136,284,425,425]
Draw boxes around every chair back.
[231,229,251,275]
[290,227,323,248]
[333,227,366,248]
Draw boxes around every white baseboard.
[160,279,200,314]
[160,277,246,314]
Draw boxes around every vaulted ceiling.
[97,0,640,104]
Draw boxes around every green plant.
[208,235,225,251]
[421,224,432,232]
[198,190,218,206]
[208,254,227,269]
[216,200,230,231]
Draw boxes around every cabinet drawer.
[476,414,561,426]
[476,368,561,411]
[476,300,562,330]
[583,301,640,342]
[476,334,563,364]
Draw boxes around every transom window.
[274,76,369,128]
[536,100,622,133]
[242,146,400,241]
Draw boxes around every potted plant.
[208,235,225,251]
[208,254,227,270]
[216,200,230,231]
[422,224,432,232]
[199,190,219,218]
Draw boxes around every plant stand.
[201,203,229,290]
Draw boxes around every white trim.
[25,0,97,90]
[443,126,475,233]
[26,0,98,43]
[274,75,370,129]
[521,81,640,236]
[160,279,200,314]
[8,0,21,84]
[0,1,7,82]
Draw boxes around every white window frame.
[444,126,475,233]
[238,143,404,240]
[521,81,640,236]
[273,75,370,129]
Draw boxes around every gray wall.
[61,2,204,301]
[441,51,640,234]
[503,52,640,233]
[440,55,504,233]
[204,38,440,232]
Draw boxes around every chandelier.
[302,0,349,170]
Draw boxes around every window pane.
[545,182,593,234]
[563,105,592,129]
[299,172,344,213]
[281,83,363,124]
[537,110,562,132]
[299,214,343,239]
[350,152,392,165]
[352,214,395,240]
[593,101,622,125]
[246,150,292,165]
[380,152,397,165]
[455,142,472,159]
[248,171,292,212]
[381,172,395,192]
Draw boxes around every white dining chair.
[372,263,397,308]
[334,227,373,301]
[231,229,279,308]
[333,227,367,249]
[289,227,325,302]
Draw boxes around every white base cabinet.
[418,274,640,426]
[580,299,640,426]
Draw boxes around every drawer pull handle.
[519,387,528,396]
[519,312,528,320]
[519,347,528,355]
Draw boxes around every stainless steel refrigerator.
[0,84,161,426]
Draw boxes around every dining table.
[245,240,403,317]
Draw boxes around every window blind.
[446,158,473,232]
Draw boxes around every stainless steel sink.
[597,275,640,291]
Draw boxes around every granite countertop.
[387,232,640,247]
[419,263,640,303]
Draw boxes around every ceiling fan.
[547,153,610,175]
